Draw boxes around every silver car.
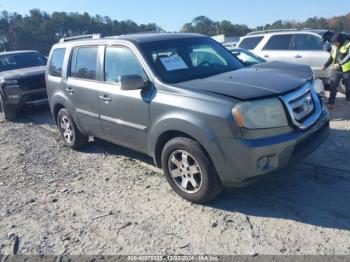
[46,33,330,203]
[238,30,332,86]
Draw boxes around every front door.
[98,46,152,153]
[257,34,293,61]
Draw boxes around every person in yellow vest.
[322,32,350,109]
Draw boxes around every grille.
[19,76,45,91]
[280,82,322,130]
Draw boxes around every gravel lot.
[0,94,349,256]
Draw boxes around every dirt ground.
[0,94,349,256]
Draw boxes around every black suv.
[0,50,47,120]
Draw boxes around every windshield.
[139,37,243,84]
[0,52,47,72]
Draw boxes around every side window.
[292,34,323,51]
[70,46,98,80]
[263,35,293,50]
[104,47,146,83]
[49,48,66,77]
[238,37,264,50]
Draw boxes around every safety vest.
[339,41,350,72]
[331,45,338,64]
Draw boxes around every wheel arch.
[51,94,71,124]
[151,116,219,169]
[53,103,65,123]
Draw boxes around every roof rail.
[247,29,300,36]
[104,31,164,39]
[59,34,102,43]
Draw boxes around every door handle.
[66,87,74,94]
[99,95,112,103]
[263,54,269,58]
[294,55,303,59]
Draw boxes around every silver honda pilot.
[46,33,330,203]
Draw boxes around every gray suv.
[46,33,330,203]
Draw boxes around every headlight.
[1,79,19,87]
[232,98,288,129]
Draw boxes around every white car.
[237,30,332,88]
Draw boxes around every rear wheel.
[339,79,346,94]
[0,95,17,121]
[57,108,88,149]
[161,137,223,204]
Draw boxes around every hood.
[176,61,313,100]
[0,66,46,81]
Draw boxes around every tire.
[161,137,223,204]
[57,108,88,150]
[0,94,17,121]
[338,79,346,94]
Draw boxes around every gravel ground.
[0,94,349,256]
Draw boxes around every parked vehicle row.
[0,32,331,203]
[43,33,329,203]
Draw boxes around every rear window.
[263,34,293,50]
[49,48,66,77]
[70,46,98,80]
[238,37,263,50]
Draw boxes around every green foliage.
[181,16,250,36]
[1,9,349,54]
[181,14,350,37]
[0,9,163,55]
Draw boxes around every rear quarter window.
[238,37,264,50]
[49,48,66,77]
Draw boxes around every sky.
[0,0,349,32]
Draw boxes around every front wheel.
[57,108,88,150]
[161,137,223,204]
[0,95,17,121]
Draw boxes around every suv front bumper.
[2,86,48,112]
[209,108,330,187]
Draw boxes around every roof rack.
[59,34,102,43]
[247,29,300,36]
[104,31,164,39]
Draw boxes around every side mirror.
[119,74,148,91]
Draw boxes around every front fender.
[150,112,216,152]
[149,112,228,180]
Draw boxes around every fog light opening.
[258,156,270,171]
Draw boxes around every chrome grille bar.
[280,82,322,130]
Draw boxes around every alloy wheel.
[168,150,203,194]
[59,116,74,143]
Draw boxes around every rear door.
[98,45,151,153]
[258,34,293,61]
[65,45,104,138]
[290,33,329,70]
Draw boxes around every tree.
[0,9,163,54]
